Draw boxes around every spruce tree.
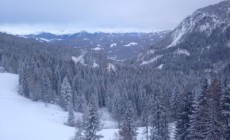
[220,79,230,139]
[119,101,137,140]
[84,102,101,140]
[176,91,192,140]
[67,102,75,127]
[74,118,84,140]
[188,79,224,140]
[60,77,73,111]
[150,91,169,140]
[41,72,54,103]
[20,65,29,98]
[204,79,223,140]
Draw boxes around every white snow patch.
[98,129,119,140]
[39,38,51,42]
[108,57,122,61]
[92,60,99,68]
[199,22,210,32]
[110,43,117,48]
[36,38,51,42]
[169,122,176,140]
[99,127,151,140]
[99,108,118,129]
[107,63,116,72]
[92,47,102,51]
[124,42,138,47]
[147,49,155,55]
[157,64,164,69]
[167,23,187,48]
[0,73,75,140]
[174,49,190,56]
[71,50,87,65]
[140,55,163,65]
[137,53,143,61]
[97,44,101,47]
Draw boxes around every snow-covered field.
[0,73,175,140]
[0,73,121,140]
[0,73,75,140]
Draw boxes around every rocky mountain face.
[137,0,230,73]
[22,31,170,61]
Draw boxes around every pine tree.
[141,94,151,140]
[188,79,224,140]
[67,102,75,127]
[74,118,84,140]
[60,77,73,111]
[19,65,29,97]
[188,79,209,140]
[150,92,169,140]
[220,78,230,139]
[41,72,54,103]
[176,91,193,140]
[75,94,87,112]
[53,66,61,97]
[119,101,137,140]
[204,79,223,140]
[84,102,102,140]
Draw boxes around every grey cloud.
[0,0,223,34]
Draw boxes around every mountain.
[0,32,117,75]
[22,31,170,61]
[137,0,230,73]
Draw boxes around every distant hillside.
[21,31,170,61]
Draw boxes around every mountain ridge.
[137,0,230,73]
[20,31,170,61]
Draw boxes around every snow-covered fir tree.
[60,77,73,111]
[67,102,75,127]
[41,71,54,103]
[83,101,101,140]
[175,91,193,140]
[150,90,169,140]
[119,100,137,140]
[220,78,230,139]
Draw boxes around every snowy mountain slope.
[22,31,170,61]
[137,1,230,72]
[0,73,75,140]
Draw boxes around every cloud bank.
[0,0,223,34]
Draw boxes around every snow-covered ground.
[174,49,190,56]
[71,50,87,65]
[0,73,176,140]
[110,43,117,48]
[124,42,138,47]
[92,47,103,51]
[0,73,75,140]
[140,55,163,65]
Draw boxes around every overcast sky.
[0,0,223,34]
